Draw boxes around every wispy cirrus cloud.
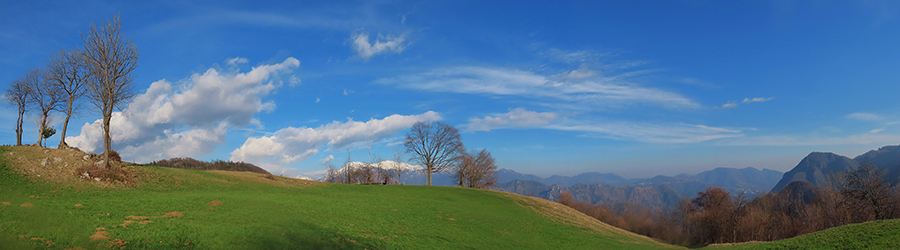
[742,97,773,103]
[719,133,900,147]
[845,112,884,121]
[718,97,773,109]
[546,122,743,144]
[375,66,699,110]
[465,107,559,132]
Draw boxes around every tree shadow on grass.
[239,221,385,250]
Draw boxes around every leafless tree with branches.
[841,163,899,221]
[404,121,464,186]
[453,149,499,189]
[3,76,31,146]
[46,47,90,149]
[82,15,139,167]
[391,149,405,185]
[24,68,64,147]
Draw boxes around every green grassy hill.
[0,146,679,249]
[704,219,900,250]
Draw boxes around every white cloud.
[343,89,354,96]
[319,155,334,166]
[720,101,738,109]
[719,97,773,109]
[230,111,441,166]
[227,57,249,66]
[557,68,598,80]
[351,33,405,61]
[546,122,743,143]
[845,112,884,121]
[66,57,300,163]
[465,107,559,132]
[742,97,774,103]
[542,48,602,64]
[375,66,699,110]
[289,75,301,87]
[315,98,321,103]
[720,133,900,147]
[870,128,885,134]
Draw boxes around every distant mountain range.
[771,144,900,193]
[493,167,783,209]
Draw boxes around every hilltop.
[0,146,679,249]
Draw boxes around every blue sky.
[2,1,899,179]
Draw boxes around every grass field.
[703,219,900,250]
[0,146,679,249]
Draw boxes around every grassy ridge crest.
[0,146,678,249]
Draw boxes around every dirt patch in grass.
[110,238,128,248]
[90,230,109,241]
[1,146,143,188]
[75,204,83,207]
[161,211,183,218]
[209,200,223,206]
[20,203,34,207]
[1,202,10,205]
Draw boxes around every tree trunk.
[426,165,433,186]
[37,112,48,147]
[15,108,24,146]
[59,96,74,148]
[102,107,112,168]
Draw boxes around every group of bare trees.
[558,164,900,247]
[323,121,498,189]
[3,15,137,168]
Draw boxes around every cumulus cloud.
[351,33,405,61]
[375,66,699,110]
[66,57,300,163]
[465,107,559,132]
[230,111,441,166]
[742,97,774,103]
[845,112,884,121]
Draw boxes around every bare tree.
[453,149,498,189]
[3,76,30,146]
[391,149,405,185]
[404,121,464,186]
[324,164,338,183]
[24,68,64,147]
[841,164,899,220]
[465,149,498,189]
[82,15,139,167]
[46,47,89,149]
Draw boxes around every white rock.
[93,177,101,182]
[83,155,90,161]
[40,158,50,166]
[82,172,90,179]
[43,150,49,154]
[7,152,14,155]
[53,157,63,163]
[93,160,105,167]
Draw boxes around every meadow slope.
[0,146,679,249]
